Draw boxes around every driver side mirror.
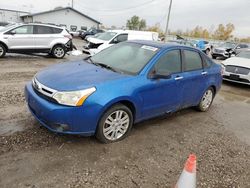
[9,30,16,35]
[149,70,171,80]
[112,37,119,44]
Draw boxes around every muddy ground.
[0,39,250,187]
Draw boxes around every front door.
[139,49,184,119]
[6,25,35,50]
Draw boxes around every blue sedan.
[25,40,222,143]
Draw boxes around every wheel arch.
[0,41,8,52]
[100,98,138,123]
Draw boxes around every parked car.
[232,43,249,55]
[25,40,222,143]
[0,23,73,58]
[80,28,104,40]
[69,30,86,37]
[221,49,250,85]
[192,40,211,55]
[211,42,249,59]
[83,30,159,55]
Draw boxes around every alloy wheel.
[103,110,130,141]
[201,89,213,110]
[54,47,64,58]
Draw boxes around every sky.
[1,0,250,37]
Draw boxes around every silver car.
[0,23,73,58]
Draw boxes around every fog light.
[51,123,70,132]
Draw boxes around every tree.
[126,15,146,30]
[139,19,146,30]
[147,23,164,38]
[213,23,235,40]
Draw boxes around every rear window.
[35,25,62,34]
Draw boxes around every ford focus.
[25,40,222,143]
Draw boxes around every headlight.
[52,87,96,106]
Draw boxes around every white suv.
[0,23,73,58]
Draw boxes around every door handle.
[201,71,208,75]
[175,76,183,80]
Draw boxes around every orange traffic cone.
[175,154,197,188]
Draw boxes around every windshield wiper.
[92,62,120,73]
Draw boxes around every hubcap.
[103,110,130,141]
[201,89,213,110]
[54,47,64,57]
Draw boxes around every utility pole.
[164,0,173,42]
[71,0,74,8]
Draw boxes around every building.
[21,7,100,31]
[0,8,29,23]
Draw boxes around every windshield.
[236,51,250,59]
[90,42,159,75]
[219,42,236,49]
[96,32,117,41]
[0,23,18,32]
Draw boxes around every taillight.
[64,35,72,40]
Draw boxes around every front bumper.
[25,83,101,135]
[222,71,250,85]
[212,52,229,58]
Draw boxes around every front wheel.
[96,104,133,143]
[51,45,66,59]
[197,87,215,112]
[0,44,6,58]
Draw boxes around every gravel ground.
[0,39,250,187]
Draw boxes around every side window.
[183,50,203,71]
[53,28,63,34]
[202,56,212,68]
[112,34,128,44]
[117,34,128,42]
[70,25,77,31]
[154,50,182,75]
[36,26,53,34]
[11,25,33,34]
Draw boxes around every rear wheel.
[197,87,215,112]
[52,45,66,59]
[0,44,6,58]
[96,104,133,143]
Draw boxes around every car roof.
[127,40,197,50]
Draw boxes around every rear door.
[33,25,62,49]
[5,25,35,49]
[180,49,207,108]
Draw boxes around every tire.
[0,43,6,58]
[197,87,215,112]
[205,48,210,55]
[96,104,133,143]
[51,45,66,59]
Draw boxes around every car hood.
[87,37,105,44]
[222,57,250,69]
[35,61,129,91]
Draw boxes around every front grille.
[225,65,250,75]
[214,49,224,53]
[223,75,250,83]
[32,78,58,103]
